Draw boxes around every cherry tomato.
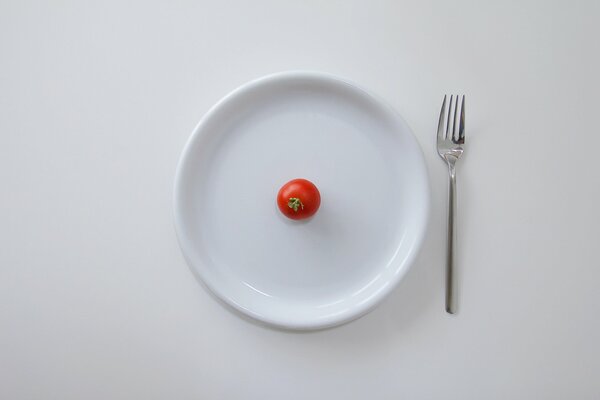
[277,178,321,220]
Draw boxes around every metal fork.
[437,95,465,315]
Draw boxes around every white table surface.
[2,1,599,399]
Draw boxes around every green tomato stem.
[288,198,304,212]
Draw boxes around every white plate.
[174,71,429,330]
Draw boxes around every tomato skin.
[277,179,321,220]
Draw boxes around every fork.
[437,95,465,315]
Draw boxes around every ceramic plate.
[174,71,429,330]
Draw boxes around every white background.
[1,0,599,399]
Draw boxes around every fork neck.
[445,156,459,170]
[447,163,456,183]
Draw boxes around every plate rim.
[173,70,430,330]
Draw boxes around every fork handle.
[446,162,457,314]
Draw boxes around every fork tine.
[452,94,458,141]
[445,95,454,139]
[458,95,465,143]
[437,95,447,140]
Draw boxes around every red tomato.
[277,179,321,220]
